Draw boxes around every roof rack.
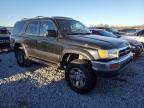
[34,16,46,18]
[21,16,47,21]
[21,16,73,21]
[51,16,73,19]
[21,18,29,20]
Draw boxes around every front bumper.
[92,52,133,77]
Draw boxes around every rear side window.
[25,21,38,35]
[12,21,25,35]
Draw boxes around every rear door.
[23,20,39,57]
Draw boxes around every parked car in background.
[119,28,140,35]
[11,16,133,94]
[0,27,11,51]
[95,27,124,36]
[125,29,144,47]
[91,29,143,57]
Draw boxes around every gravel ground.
[0,51,144,108]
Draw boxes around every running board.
[28,57,58,68]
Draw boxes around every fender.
[60,48,95,61]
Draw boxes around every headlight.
[98,49,119,59]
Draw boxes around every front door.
[36,20,62,63]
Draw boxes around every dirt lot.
[0,52,144,108]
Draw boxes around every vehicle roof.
[20,16,74,22]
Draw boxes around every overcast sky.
[0,0,144,26]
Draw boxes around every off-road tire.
[65,59,97,94]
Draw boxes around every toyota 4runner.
[11,16,133,94]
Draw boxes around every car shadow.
[0,52,46,79]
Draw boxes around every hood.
[121,36,141,45]
[65,34,129,49]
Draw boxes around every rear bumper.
[91,52,133,77]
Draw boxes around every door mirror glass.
[46,30,58,37]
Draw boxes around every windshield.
[99,30,118,38]
[56,19,91,35]
[0,29,9,34]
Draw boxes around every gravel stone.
[0,52,144,108]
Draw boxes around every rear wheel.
[15,47,30,67]
[65,59,97,94]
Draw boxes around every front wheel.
[65,59,97,94]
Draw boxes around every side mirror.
[46,30,58,37]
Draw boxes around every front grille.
[119,47,130,57]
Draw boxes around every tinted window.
[26,21,38,35]
[40,20,56,36]
[12,21,25,35]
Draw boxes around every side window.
[40,20,57,36]
[26,21,38,35]
[12,21,25,35]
